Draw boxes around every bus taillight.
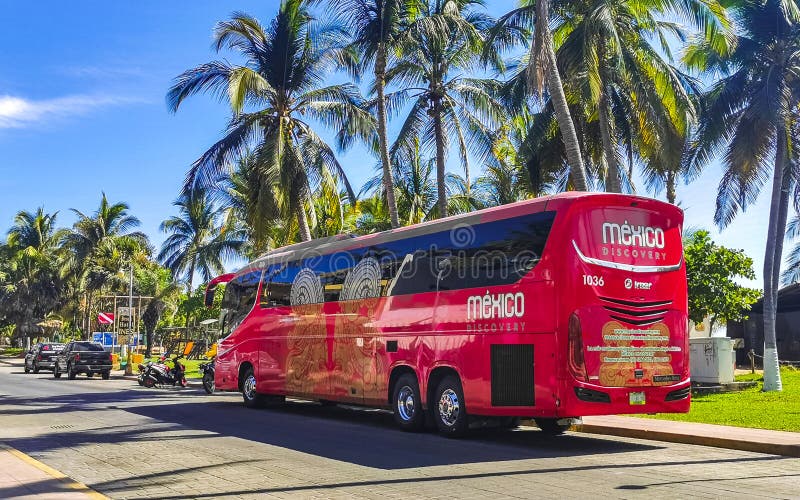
[568,314,588,382]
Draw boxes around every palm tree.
[554,0,704,194]
[475,124,534,205]
[781,214,800,285]
[2,209,64,345]
[489,0,589,190]
[62,193,146,264]
[167,2,373,242]
[685,0,800,391]
[388,0,504,217]
[213,152,294,256]
[334,0,415,229]
[7,208,63,254]
[353,194,393,234]
[61,193,149,336]
[158,187,244,297]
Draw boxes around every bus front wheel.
[434,375,468,438]
[241,368,267,409]
[392,374,425,432]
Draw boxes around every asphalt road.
[0,359,798,499]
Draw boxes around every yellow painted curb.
[0,443,109,499]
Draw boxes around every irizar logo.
[467,292,524,320]
[603,220,665,249]
[625,278,652,290]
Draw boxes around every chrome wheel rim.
[438,388,460,427]
[396,385,416,421]
[243,374,257,400]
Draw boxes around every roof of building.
[750,283,800,314]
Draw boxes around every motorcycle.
[199,358,215,394]
[137,354,187,388]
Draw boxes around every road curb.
[0,442,109,499]
[572,423,800,458]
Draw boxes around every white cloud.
[0,94,141,129]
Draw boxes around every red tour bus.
[205,192,689,436]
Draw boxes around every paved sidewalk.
[0,443,107,499]
[578,415,800,457]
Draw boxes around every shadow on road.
[2,386,667,469]
[126,396,667,469]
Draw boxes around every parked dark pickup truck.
[54,341,113,380]
[24,343,64,374]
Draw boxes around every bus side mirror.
[204,288,216,308]
[205,273,235,308]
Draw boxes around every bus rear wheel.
[392,374,424,432]
[535,418,570,436]
[434,375,468,438]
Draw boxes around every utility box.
[690,337,736,384]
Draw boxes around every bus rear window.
[574,206,683,267]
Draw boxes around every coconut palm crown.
[167,1,374,241]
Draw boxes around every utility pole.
[124,263,134,375]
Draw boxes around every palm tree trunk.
[537,0,588,192]
[666,171,676,204]
[297,204,312,242]
[86,292,93,340]
[376,46,400,229]
[762,125,787,392]
[184,260,196,329]
[432,100,448,218]
[598,84,621,193]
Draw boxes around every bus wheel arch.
[391,370,425,432]
[238,362,265,409]
[237,361,254,393]
[387,365,418,406]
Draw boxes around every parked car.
[24,343,64,374]
[54,341,113,380]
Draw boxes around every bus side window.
[388,251,441,295]
[265,264,293,307]
[315,251,358,303]
[222,270,262,326]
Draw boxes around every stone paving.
[1,361,799,499]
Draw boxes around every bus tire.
[433,375,468,438]
[241,367,267,409]
[500,417,520,429]
[535,418,569,436]
[392,374,425,432]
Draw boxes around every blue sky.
[0,1,777,288]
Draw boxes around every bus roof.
[240,192,677,272]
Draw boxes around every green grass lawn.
[0,347,25,357]
[638,367,800,432]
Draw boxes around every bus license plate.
[629,392,646,405]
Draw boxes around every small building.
[727,283,800,365]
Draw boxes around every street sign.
[117,307,136,318]
[98,312,115,324]
[92,332,114,346]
